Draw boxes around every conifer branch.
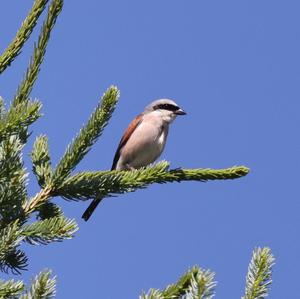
[55,162,249,201]
[0,100,42,142]
[13,0,64,106]
[0,97,5,118]
[0,221,28,274]
[140,289,164,299]
[141,266,216,299]
[0,278,25,298]
[21,216,78,245]
[0,0,49,74]
[23,163,248,217]
[23,186,53,216]
[36,202,62,220]
[52,86,120,185]
[19,270,56,299]
[162,267,209,298]
[0,215,77,275]
[183,268,216,299]
[0,137,27,224]
[31,135,53,188]
[242,247,275,299]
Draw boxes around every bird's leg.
[125,163,136,171]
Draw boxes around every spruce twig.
[0,137,28,224]
[56,163,249,201]
[36,202,62,220]
[31,135,53,188]
[20,270,56,299]
[23,164,248,215]
[51,86,120,185]
[0,221,28,274]
[13,0,64,106]
[0,100,42,142]
[22,216,78,245]
[242,247,275,299]
[183,268,216,299]
[0,278,24,298]
[0,211,77,273]
[141,266,216,299]
[0,0,49,74]
[23,186,53,215]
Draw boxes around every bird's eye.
[154,104,179,111]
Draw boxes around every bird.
[82,99,186,221]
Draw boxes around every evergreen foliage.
[13,0,63,106]
[0,270,56,299]
[31,135,52,188]
[0,1,274,298]
[19,270,56,299]
[0,278,24,298]
[141,248,275,299]
[51,86,120,185]
[0,0,50,74]
[141,266,216,299]
[0,99,41,142]
[56,163,248,201]
[242,247,275,299]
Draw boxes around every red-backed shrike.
[82,99,186,221]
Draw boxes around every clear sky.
[1,1,300,298]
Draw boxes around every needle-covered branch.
[0,270,56,299]
[0,278,25,298]
[0,0,49,74]
[52,86,120,185]
[184,269,216,299]
[31,135,53,188]
[55,162,249,201]
[0,214,77,274]
[21,216,78,245]
[0,137,27,224]
[0,99,42,142]
[141,266,216,299]
[23,187,53,216]
[19,270,56,299]
[0,221,27,274]
[242,247,275,299]
[36,201,62,220]
[13,0,64,106]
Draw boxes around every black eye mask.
[153,103,180,111]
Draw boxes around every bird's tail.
[82,196,103,221]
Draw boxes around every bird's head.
[145,99,186,123]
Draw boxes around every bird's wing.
[111,114,143,170]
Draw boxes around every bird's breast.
[117,122,168,169]
[157,128,166,147]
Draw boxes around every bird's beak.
[175,108,187,115]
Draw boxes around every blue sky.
[1,1,300,298]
